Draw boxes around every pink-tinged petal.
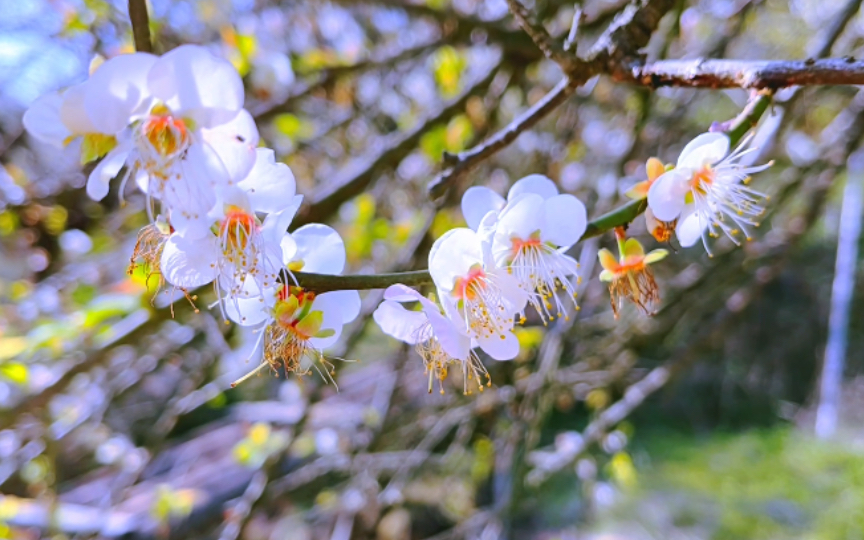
[238,148,297,214]
[373,300,429,345]
[461,186,505,231]
[202,110,259,183]
[160,234,220,288]
[148,45,244,127]
[86,144,131,201]
[496,193,544,240]
[85,52,157,134]
[476,330,520,361]
[290,224,346,274]
[60,83,98,135]
[647,170,690,222]
[542,194,587,248]
[676,206,706,248]
[508,174,559,201]
[677,132,729,169]
[23,92,71,147]
[428,228,484,293]
[426,308,471,360]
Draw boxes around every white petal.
[428,228,483,293]
[160,234,220,288]
[496,193,544,240]
[476,331,519,361]
[86,144,130,201]
[148,44,245,128]
[261,199,301,247]
[492,269,529,313]
[307,291,353,349]
[676,206,706,248]
[23,92,71,147]
[159,142,226,238]
[507,174,559,201]
[677,132,730,169]
[85,52,157,134]
[238,148,297,214]
[426,308,470,360]
[461,186,504,231]
[280,233,298,265]
[373,300,428,344]
[647,170,690,222]
[323,290,361,323]
[541,194,587,248]
[383,284,425,302]
[225,290,273,326]
[202,109,259,183]
[60,83,98,135]
[289,224,346,274]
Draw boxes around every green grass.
[600,428,864,539]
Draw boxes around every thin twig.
[128,0,152,53]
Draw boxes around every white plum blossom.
[23,52,157,175]
[226,225,360,383]
[428,227,527,361]
[647,132,772,253]
[23,45,260,239]
[159,148,302,312]
[374,284,490,394]
[461,175,587,323]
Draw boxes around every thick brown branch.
[621,57,864,88]
[128,0,152,53]
[427,0,675,199]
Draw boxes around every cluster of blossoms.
[24,45,359,381]
[375,175,589,394]
[24,44,772,394]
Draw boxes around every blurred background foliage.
[1,0,864,538]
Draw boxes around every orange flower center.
[510,236,542,258]
[143,113,189,157]
[453,266,486,301]
[220,206,258,252]
[692,166,714,193]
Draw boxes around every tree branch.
[427,0,676,199]
[620,57,864,88]
[128,0,152,53]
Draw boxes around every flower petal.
[428,228,483,293]
[289,224,346,274]
[23,92,71,147]
[86,143,131,201]
[426,308,471,361]
[85,52,157,134]
[160,234,220,288]
[461,186,505,231]
[237,148,297,214]
[496,193,544,241]
[676,206,706,248]
[476,330,519,361]
[647,169,690,222]
[373,300,429,344]
[646,157,666,181]
[60,83,98,135]
[202,109,259,183]
[307,290,359,349]
[622,238,645,260]
[507,174,559,201]
[597,248,618,272]
[542,194,587,248]
[677,132,729,169]
[224,281,276,326]
[644,249,669,264]
[147,44,244,127]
